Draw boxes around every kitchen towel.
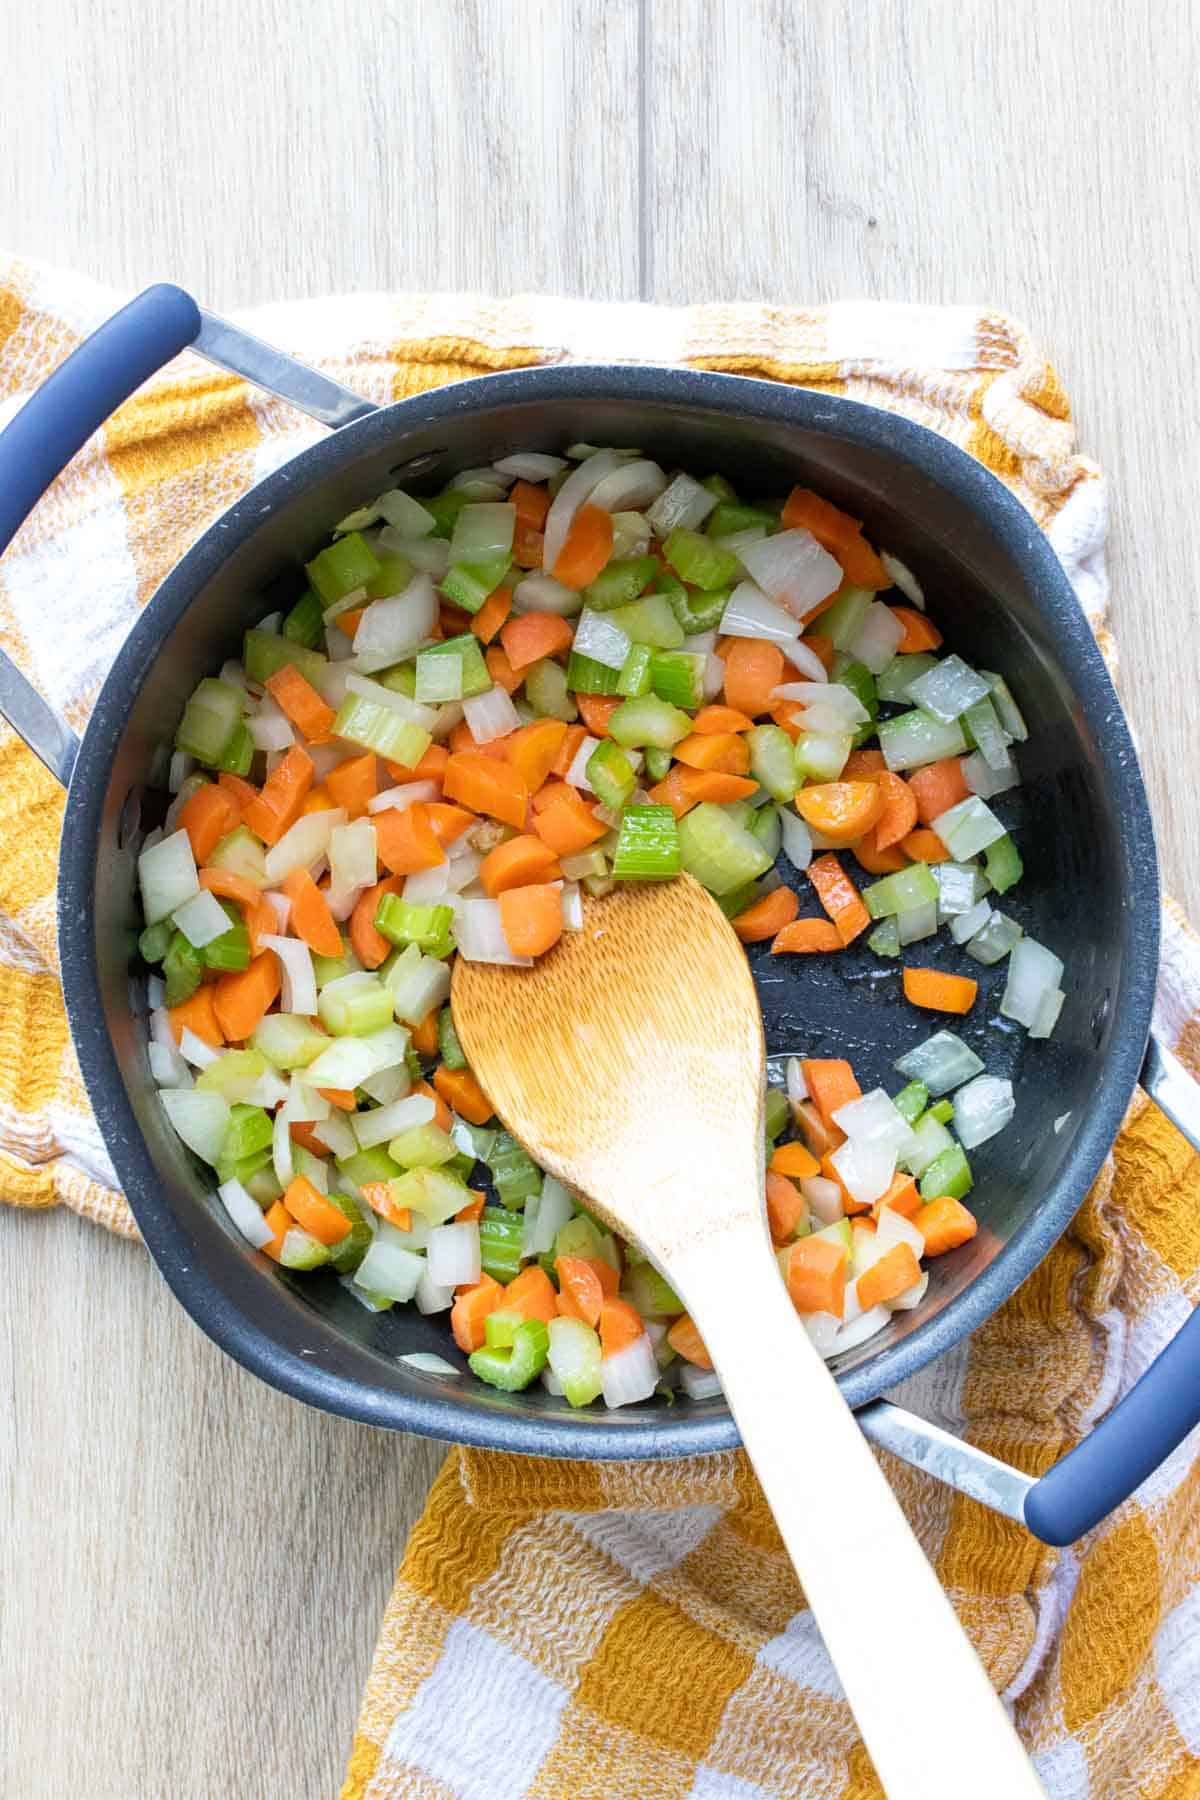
[1,257,1198,1798]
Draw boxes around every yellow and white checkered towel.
[2,256,1199,1799]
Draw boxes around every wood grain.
[1,1,1199,1795]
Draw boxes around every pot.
[2,284,1197,1547]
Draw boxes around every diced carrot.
[199,867,263,910]
[318,1087,358,1110]
[780,486,862,552]
[673,733,751,775]
[598,1295,644,1359]
[575,692,622,737]
[498,884,563,957]
[337,607,366,640]
[177,783,241,865]
[531,793,608,855]
[245,898,280,956]
[261,1200,292,1262]
[241,746,315,847]
[455,1192,487,1225]
[769,1141,820,1181]
[551,725,588,779]
[265,664,337,743]
[807,853,871,946]
[591,1256,620,1299]
[484,645,524,695]
[471,585,513,645]
[666,1314,713,1370]
[784,1236,847,1318]
[690,704,754,735]
[300,783,335,817]
[802,1059,861,1131]
[505,718,569,792]
[799,588,847,627]
[555,1255,605,1328]
[852,828,910,875]
[288,1119,327,1155]
[766,1172,807,1245]
[449,721,512,760]
[218,771,259,816]
[413,1080,453,1132]
[770,917,843,954]
[842,748,887,780]
[873,771,919,851]
[647,766,758,819]
[903,967,978,1015]
[433,1065,494,1126]
[325,752,379,819]
[500,611,574,670]
[552,504,614,590]
[733,885,800,943]
[426,802,476,845]
[359,1182,413,1231]
[384,743,450,785]
[511,521,544,569]
[349,876,401,970]
[721,639,786,717]
[531,778,571,813]
[478,833,562,896]
[793,782,885,845]
[167,987,224,1048]
[857,1243,922,1310]
[834,531,890,590]
[280,867,343,958]
[794,1099,844,1159]
[443,752,530,830]
[907,757,969,826]
[451,1275,505,1352]
[282,1175,353,1246]
[800,632,836,670]
[212,951,282,1043]
[890,606,943,652]
[511,480,551,529]
[410,1009,440,1057]
[873,1173,922,1221]
[439,602,473,638]
[374,802,446,875]
[503,1265,558,1325]
[900,828,950,864]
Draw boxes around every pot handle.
[860,1034,1200,1545]
[0,283,377,784]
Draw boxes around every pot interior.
[66,371,1157,1455]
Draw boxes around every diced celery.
[216,1145,272,1188]
[677,802,772,896]
[423,490,471,538]
[899,1112,955,1177]
[312,945,360,988]
[195,1048,269,1102]
[279,1227,332,1271]
[919,1143,974,1201]
[252,1012,328,1069]
[208,826,268,888]
[893,1080,929,1125]
[413,650,462,704]
[811,1217,854,1255]
[643,746,672,783]
[793,732,853,781]
[376,662,417,697]
[424,633,492,698]
[984,833,1023,894]
[612,805,681,880]
[175,679,243,766]
[479,1207,525,1281]
[834,659,879,731]
[649,651,706,709]
[243,629,327,689]
[666,584,732,634]
[489,1133,542,1209]
[898,900,939,945]
[701,473,738,501]
[934,861,991,918]
[336,1145,403,1188]
[306,531,381,605]
[163,931,203,1006]
[375,895,455,958]
[604,593,685,649]
[201,903,251,973]
[608,694,692,750]
[747,724,797,801]
[961,697,1012,770]
[622,1263,685,1317]
[524,657,578,721]
[862,862,939,919]
[483,1308,523,1350]
[587,740,637,812]
[139,920,172,965]
[876,653,938,704]
[441,555,511,613]
[318,972,395,1036]
[554,1214,612,1266]
[333,695,432,767]
[907,654,990,724]
[450,501,516,563]
[764,1087,791,1141]
[437,1007,467,1070]
[708,501,776,536]
[878,709,969,771]
[214,723,255,777]
[220,1102,275,1166]
[663,527,739,591]
[325,1192,373,1273]
[748,805,781,860]
[282,589,325,648]
[926,1099,954,1124]
[981,671,1029,742]
[566,652,621,695]
[816,586,872,650]
[583,556,658,611]
[866,916,901,957]
[365,555,416,600]
[388,1122,458,1168]
[616,643,654,698]
[469,1317,549,1391]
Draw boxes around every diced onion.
[171,888,233,949]
[260,934,318,1015]
[800,1175,844,1225]
[678,1364,724,1400]
[456,899,532,965]
[427,1222,482,1287]
[786,1056,808,1104]
[374,489,437,535]
[875,1207,926,1258]
[401,863,451,905]
[931,796,1006,861]
[179,1026,220,1069]
[880,551,923,607]
[448,466,512,495]
[803,1311,843,1357]
[310,1113,357,1160]
[281,1078,329,1123]
[601,1334,660,1408]
[833,1088,918,1159]
[139,829,199,926]
[149,1039,192,1088]
[846,601,905,674]
[779,636,830,681]
[542,448,626,570]
[414,1268,456,1316]
[349,574,440,672]
[561,882,584,930]
[511,572,583,617]
[307,1024,409,1089]
[353,1093,436,1149]
[952,1074,1016,1148]
[572,607,630,671]
[646,472,717,537]
[1000,937,1065,1030]
[378,531,449,577]
[830,1135,896,1207]
[564,734,601,791]
[962,750,1020,799]
[828,1304,892,1355]
[216,1178,275,1249]
[353,1233,425,1304]
[272,1108,295,1188]
[464,685,521,745]
[449,502,515,563]
[160,1088,230,1164]
[738,530,842,619]
[368,780,440,815]
[779,808,814,873]
[719,581,802,645]
[146,975,166,1012]
[889,1271,929,1312]
[168,751,195,794]
[493,452,567,482]
[247,693,296,753]
[264,809,346,886]
[1029,987,1065,1040]
[894,1030,985,1096]
[529,1176,574,1254]
[908,655,991,723]
[587,459,668,514]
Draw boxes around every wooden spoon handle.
[679,1233,1044,1800]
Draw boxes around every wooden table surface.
[2,3,1198,1795]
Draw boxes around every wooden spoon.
[452,874,1043,1798]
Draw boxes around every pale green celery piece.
[611,805,681,880]
[207,826,268,888]
[815,586,872,651]
[933,796,1006,861]
[676,802,771,896]
[793,732,853,782]
[747,724,797,801]
[980,671,1029,741]
[964,911,1023,966]
[387,1122,458,1168]
[876,653,938,704]
[175,679,244,766]
[622,1264,685,1318]
[586,740,637,812]
[748,804,781,860]
[960,696,1013,771]
[391,1165,472,1224]
[278,1227,333,1271]
[252,1013,328,1069]
[867,916,901,957]
[523,658,578,722]
[763,1086,791,1141]
[862,862,939,919]
[899,1112,956,1177]
[317,973,394,1037]
[312,944,363,988]
[243,629,327,689]
[195,1048,268,1101]
[877,709,968,772]
[607,694,692,750]
[603,593,685,649]
[894,1030,985,1097]
[332,695,432,766]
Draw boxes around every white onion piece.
[464,685,521,745]
[738,529,842,619]
[530,1175,573,1254]
[353,1093,435,1149]
[779,636,830,681]
[368,780,440,815]
[414,1267,457,1317]
[563,734,601,791]
[542,447,626,570]
[601,1334,660,1408]
[403,862,453,904]
[311,1113,357,1160]
[511,572,583,617]
[160,1089,230,1164]
[179,1026,220,1069]
[323,625,353,664]
[271,1106,295,1188]
[880,551,922,606]
[315,665,352,711]
[359,1064,411,1108]
[247,693,296,753]
[962,750,1020,799]
[541,1366,566,1397]
[350,575,439,673]
[703,653,725,700]
[587,458,668,514]
[828,1304,893,1355]
[260,934,318,1015]
[832,1088,918,1159]
[953,1074,1016,1148]
[800,1175,844,1225]
[443,850,483,893]
[378,530,449,576]
[428,1222,482,1287]
[876,1207,926,1258]
[139,829,199,926]
[772,682,867,725]
[146,974,166,1012]
[171,888,233,949]
[353,1234,425,1304]
[216,1178,275,1249]
[561,882,584,930]
[257,611,282,635]
[343,671,438,728]
[262,891,292,933]
[830,1135,896,1208]
[1029,987,1065,1040]
[785,1056,808,1105]
[149,1006,175,1051]
[374,488,437,536]
[803,1311,843,1357]
[719,580,802,645]
[450,501,516,562]
[646,472,717,537]
[573,608,630,671]
[679,1364,724,1400]
[1000,937,1064,1029]
[493,451,567,481]
[168,751,195,794]
[330,820,378,893]
[846,601,905,674]
[325,883,365,923]
[455,898,532,966]
[386,946,451,1024]
[264,810,346,886]
[281,1078,329,1123]
[779,808,814,873]
[889,1271,929,1312]
[149,1039,192,1088]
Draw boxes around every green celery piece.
[365,555,415,600]
[642,745,672,783]
[716,876,763,919]
[834,658,879,722]
[961,696,1012,770]
[310,947,359,989]
[748,805,781,860]
[478,1206,525,1281]
[483,1307,524,1350]
[583,556,658,612]
[306,531,381,605]
[816,586,872,650]
[440,555,510,613]
[707,501,776,536]
[375,895,455,958]
[373,663,417,699]
[677,802,771,896]
[926,1099,955,1125]
[244,1164,283,1207]
[981,671,1029,742]
[554,1214,611,1267]
[405,1045,423,1081]
[175,679,243,765]
[893,1080,929,1125]
[649,651,706,709]
[325,1193,374,1274]
[336,1146,403,1188]
[608,694,691,750]
[252,1012,328,1069]
[139,920,172,965]
[622,1263,685,1317]
[214,722,255,778]
[612,805,681,880]
[333,695,431,767]
[984,834,1023,894]
[747,723,797,802]
[318,975,394,1037]
[489,1134,541,1209]
[876,653,938,705]
[663,527,739,591]
[566,652,621,695]
[469,1318,550,1391]
[587,740,637,812]
[604,593,685,649]
[793,731,853,782]
[862,862,939,919]
[243,629,327,689]
[163,932,203,1006]
[437,1006,468,1070]
[444,1151,477,1182]
[220,1103,275,1164]
[423,490,471,539]
[866,916,901,957]
[278,1227,332,1271]
[701,473,738,501]
[202,902,251,973]
[282,589,325,648]
[207,825,268,889]
[919,1143,974,1201]
[616,642,654,698]
[877,708,969,772]
[389,1122,458,1168]
[419,633,491,697]
[668,584,732,634]
[216,1145,273,1188]
[763,1087,791,1141]
[524,658,578,721]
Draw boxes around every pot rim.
[57,364,1160,1456]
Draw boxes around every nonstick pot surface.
[58,367,1158,1456]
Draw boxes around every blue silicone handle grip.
[0,283,201,560]
[1024,1301,1200,1544]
